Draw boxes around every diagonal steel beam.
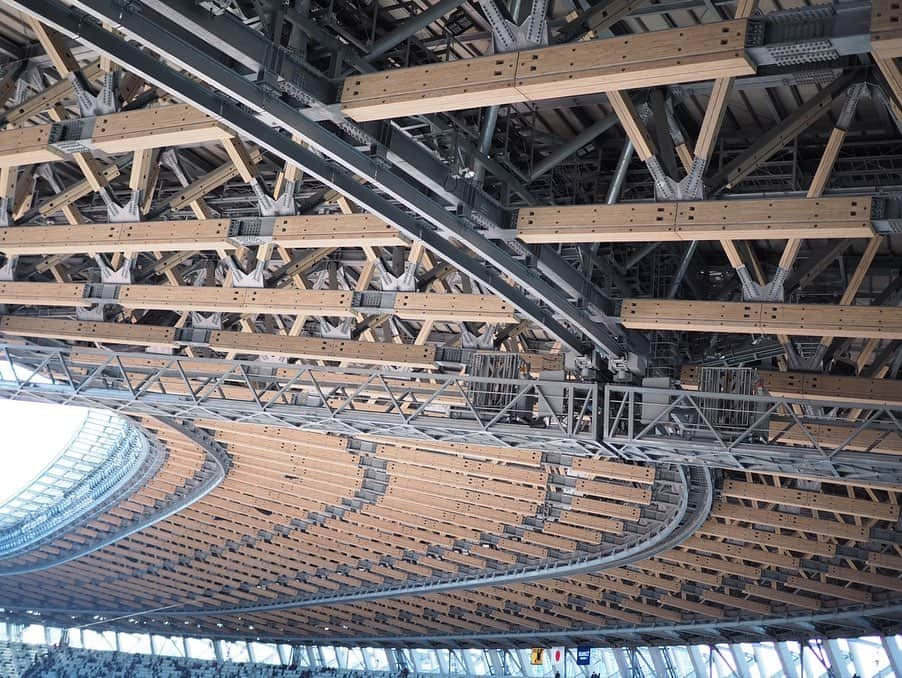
[365,0,468,62]
[707,71,861,193]
[21,0,628,358]
[137,0,624,356]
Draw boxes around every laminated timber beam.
[620,300,902,339]
[770,420,902,456]
[0,317,438,368]
[871,0,902,114]
[0,214,404,256]
[0,104,232,168]
[680,367,902,408]
[517,196,874,244]
[340,20,755,121]
[0,282,518,323]
[0,317,563,372]
[871,0,902,60]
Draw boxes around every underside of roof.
[0,0,899,650]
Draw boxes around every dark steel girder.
[135,0,626,330]
[707,71,861,193]
[18,0,628,358]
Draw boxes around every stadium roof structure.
[0,0,898,651]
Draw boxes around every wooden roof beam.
[681,366,902,408]
[621,300,902,339]
[0,282,518,322]
[0,214,403,256]
[517,196,874,244]
[340,20,754,121]
[0,316,440,368]
[0,104,233,169]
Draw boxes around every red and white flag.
[551,647,566,668]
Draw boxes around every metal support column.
[436,648,450,674]
[882,636,902,677]
[824,639,851,678]
[688,645,707,678]
[475,105,501,184]
[613,648,632,677]
[487,648,505,676]
[277,644,290,665]
[729,645,752,678]
[386,648,399,673]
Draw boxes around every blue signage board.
[576,647,591,666]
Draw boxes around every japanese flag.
[551,647,565,667]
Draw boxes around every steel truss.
[0,344,600,455]
[1,344,899,486]
[604,384,902,484]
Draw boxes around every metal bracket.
[748,2,871,67]
[47,117,96,156]
[0,255,17,281]
[76,304,107,321]
[319,318,353,339]
[227,216,276,246]
[251,178,296,216]
[174,327,211,345]
[651,156,707,201]
[101,188,141,223]
[191,311,223,330]
[737,265,786,302]
[95,255,133,284]
[681,157,707,200]
[646,157,677,201]
[12,65,42,106]
[258,353,289,364]
[836,82,868,130]
[310,265,352,292]
[480,0,548,53]
[460,323,495,349]
[159,149,187,183]
[0,197,10,228]
[376,260,416,292]
[610,352,647,382]
[70,70,118,117]
[34,164,63,193]
[221,255,265,288]
[352,290,397,313]
[872,197,902,234]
